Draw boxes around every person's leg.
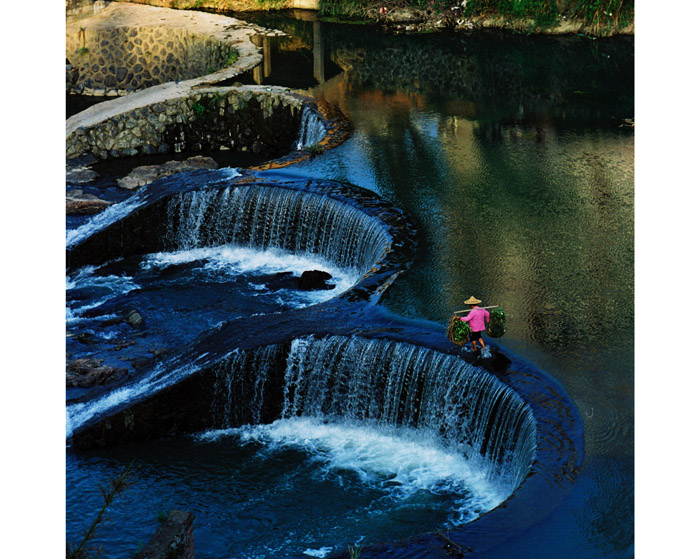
[479,334,486,349]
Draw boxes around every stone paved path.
[66,2,274,136]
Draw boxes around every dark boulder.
[66,357,129,387]
[299,270,335,291]
[125,309,144,328]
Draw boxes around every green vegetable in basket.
[447,316,472,346]
[487,307,507,338]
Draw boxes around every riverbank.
[115,0,634,36]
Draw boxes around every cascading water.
[67,334,538,559]
[165,184,391,275]
[208,335,537,497]
[65,168,242,248]
[295,106,327,149]
[66,191,149,247]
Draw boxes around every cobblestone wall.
[66,26,237,95]
[66,89,304,160]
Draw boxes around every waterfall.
[165,185,391,275]
[66,191,149,248]
[209,336,537,491]
[66,168,241,249]
[295,106,327,150]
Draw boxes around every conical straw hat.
[464,296,482,305]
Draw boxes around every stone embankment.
[66,2,266,98]
[67,86,305,160]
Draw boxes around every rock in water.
[299,270,334,291]
[66,189,113,215]
[66,357,128,387]
[125,309,144,328]
[117,155,218,189]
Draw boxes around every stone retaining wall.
[66,0,108,22]
[67,25,237,95]
[66,88,304,160]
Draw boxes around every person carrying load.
[457,296,490,353]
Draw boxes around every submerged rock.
[299,270,335,291]
[116,155,219,190]
[66,189,113,215]
[66,357,128,387]
[125,309,144,328]
[66,165,98,184]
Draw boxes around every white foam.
[302,547,334,558]
[196,417,508,522]
[66,269,139,323]
[141,244,356,300]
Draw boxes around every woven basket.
[447,316,471,346]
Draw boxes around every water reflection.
[230,12,634,556]
[238,18,342,89]
[72,9,634,557]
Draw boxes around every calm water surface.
[67,13,633,559]
[249,13,634,558]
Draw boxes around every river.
[66,10,633,559]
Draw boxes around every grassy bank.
[315,0,634,35]
[116,0,635,35]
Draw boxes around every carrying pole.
[453,305,499,314]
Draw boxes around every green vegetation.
[76,46,89,56]
[458,0,633,32]
[156,510,169,522]
[256,0,289,9]
[486,307,507,338]
[461,0,633,31]
[305,143,325,155]
[319,0,366,19]
[447,316,471,346]
[348,544,363,559]
[571,0,634,32]
[452,319,472,343]
[225,49,240,66]
[66,462,134,559]
[193,93,226,117]
[317,0,633,35]
[462,0,559,27]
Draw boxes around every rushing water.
[66,12,633,559]
[68,335,537,558]
[67,419,499,559]
[227,13,634,558]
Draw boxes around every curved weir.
[68,334,537,553]
[67,174,412,294]
[66,173,581,557]
[163,185,391,275]
[211,336,537,496]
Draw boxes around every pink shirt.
[459,307,490,332]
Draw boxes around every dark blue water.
[228,13,634,559]
[66,245,355,392]
[66,12,633,559]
